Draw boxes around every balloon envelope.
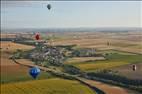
[29,67,40,79]
[35,33,40,40]
[47,4,51,10]
[132,65,136,71]
[35,42,39,46]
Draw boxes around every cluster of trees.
[14,40,46,46]
[83,70,142,92]
[1,35,31,41]
[63,65,82,75]
[12,49,30,59]
[14,41,36,46]
[86,71,142,86]
[56,45,76,51]
[12,50,23,59]
[71,48,102,57]
[1,38,16,41]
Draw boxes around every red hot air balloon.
[35,33,40,40]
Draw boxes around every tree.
[63,65,81,75]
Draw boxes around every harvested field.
[0,41,34,66]
[80,78,140,94]
[112,63,142,80]
[0,41,51,84]
[51,31,142,54]
[65,57,105,64]
[0,41,34,52]
[73,53,142,72]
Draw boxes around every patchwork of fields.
[112,63,142,80]
[1,42,32,83]
[0,41,96,94]
[1,31,142,94]
[74,54,142,80]
[0,42,55,84]
[51,31,142,54]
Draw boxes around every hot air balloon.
[35,33,40,40]
[29,67,40,79]
[132,64,136,71]
[47,4,51,10]
[35,42,39,46]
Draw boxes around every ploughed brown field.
[0,41,34,83]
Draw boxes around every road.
[13,58,131,94]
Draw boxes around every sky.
[1,1,142,29]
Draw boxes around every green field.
[71,52,142,71]
[1,78,96,94]
[1,69,54,84]
[97,49,137,55]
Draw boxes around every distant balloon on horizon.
[47,4,51,10]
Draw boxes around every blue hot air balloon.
[29,67,40,79]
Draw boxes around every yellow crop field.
[75,61,129,71]
[65,57,105,64]
[1,78,96,94]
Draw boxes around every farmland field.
[1,78,96,94]
[1,41,31,83]
[1,1,142,94]
[1,31,142,94]
[0,41,34,52]
[80,78,141,94]
[70,52,142,71]
[51,31,142,54]
[0,42,53,84]
[112,63,142,80]
[0,41,97,94]
[65,57,105,64]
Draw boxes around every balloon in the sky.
[35,42,39,46]
[35,33,40,40]
[47,4,51,10]
[29,67,40,79]
[132,64,136,71]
